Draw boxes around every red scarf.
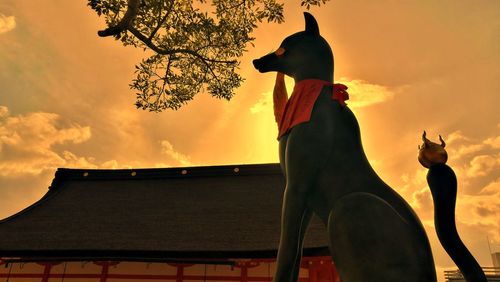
[273,74,349,139]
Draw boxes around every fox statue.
[253,13,437,282]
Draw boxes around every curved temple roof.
[0,163,329,259]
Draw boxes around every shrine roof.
[0,163,330,259]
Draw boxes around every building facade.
[0,164,340,282]
[0,257,339,282]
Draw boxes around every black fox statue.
[253,13,437,282]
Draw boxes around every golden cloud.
[466,154,500,178]
[446,131,500,163]
[445,130,470,145]
[0,106,94,177]
[480,178,500,195]
[484,136,500,149]
[249,77,395,115]
[0,14,15,34]
[338,78,395,108]
[456,185,500,241]
[450,144,486,161]
[0,106,8,117]
[100,160,120,169]
[250,91,272,114]
[411,187,433,216]
[160,140,193,166]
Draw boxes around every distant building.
[444,251,500,281]
[493,252,500,268]
[0,163,340,282]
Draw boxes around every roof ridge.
[49,163,282,189]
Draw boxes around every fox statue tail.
[419,132,487,282]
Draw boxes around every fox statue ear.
[304,12,320,36]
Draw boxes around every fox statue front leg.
[274,73,313,282]
[276,129,329,282]
[274,198,313,282]
[274,92,338,282]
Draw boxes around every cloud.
[250,76,293,115]
[0,106,8,118]
[250,91,272,114]
[475,206,497,217]
[447,131,500,195]
[466,153,500,178]
[446,131,500,161]
[480,178,500,195]
[60,151,97,169]
[411,187,433,214]
[445,130,469,145]
[0,106,94,176]
[160,140,193,166]
[100,160,120,169]
[400,167,428,196]
[249,78,395,114]
[484,136,500,149]
[0,14,16,34]
[457,187,500,235]
[450,144,486,160]
[338,78,395,108]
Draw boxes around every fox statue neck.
[293,64,333,83]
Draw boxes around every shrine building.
[0,163,340,282]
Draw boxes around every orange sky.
[0,0,499,280]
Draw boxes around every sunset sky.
[0,0,499,280]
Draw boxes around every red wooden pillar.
[101,263,109,282]
[316,262,331,282]
[42,264,52,282]
[309,267,318,282]
[241,266,248,282]
[167,263,195,282]
[177,265,184,282]
[303,257,340,282]
[94,261,120,282]
[330,262,340,282]
[36,262,60,282]
[235,261,260,282]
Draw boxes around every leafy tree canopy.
[88,0,329,111]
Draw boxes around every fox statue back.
[253,13,437,282]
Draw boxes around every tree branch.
[98,0,140,37]
[127,27,237,64]
[148,0,175,41]
[97,0,236,65]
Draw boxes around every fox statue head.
[253,12,334,82]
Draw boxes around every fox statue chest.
[275,79,349,140]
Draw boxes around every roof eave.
[0,247,330,260]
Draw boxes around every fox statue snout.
[252,53,281,73]
[252,54,277,73]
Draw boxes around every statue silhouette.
[254,12,436,282]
